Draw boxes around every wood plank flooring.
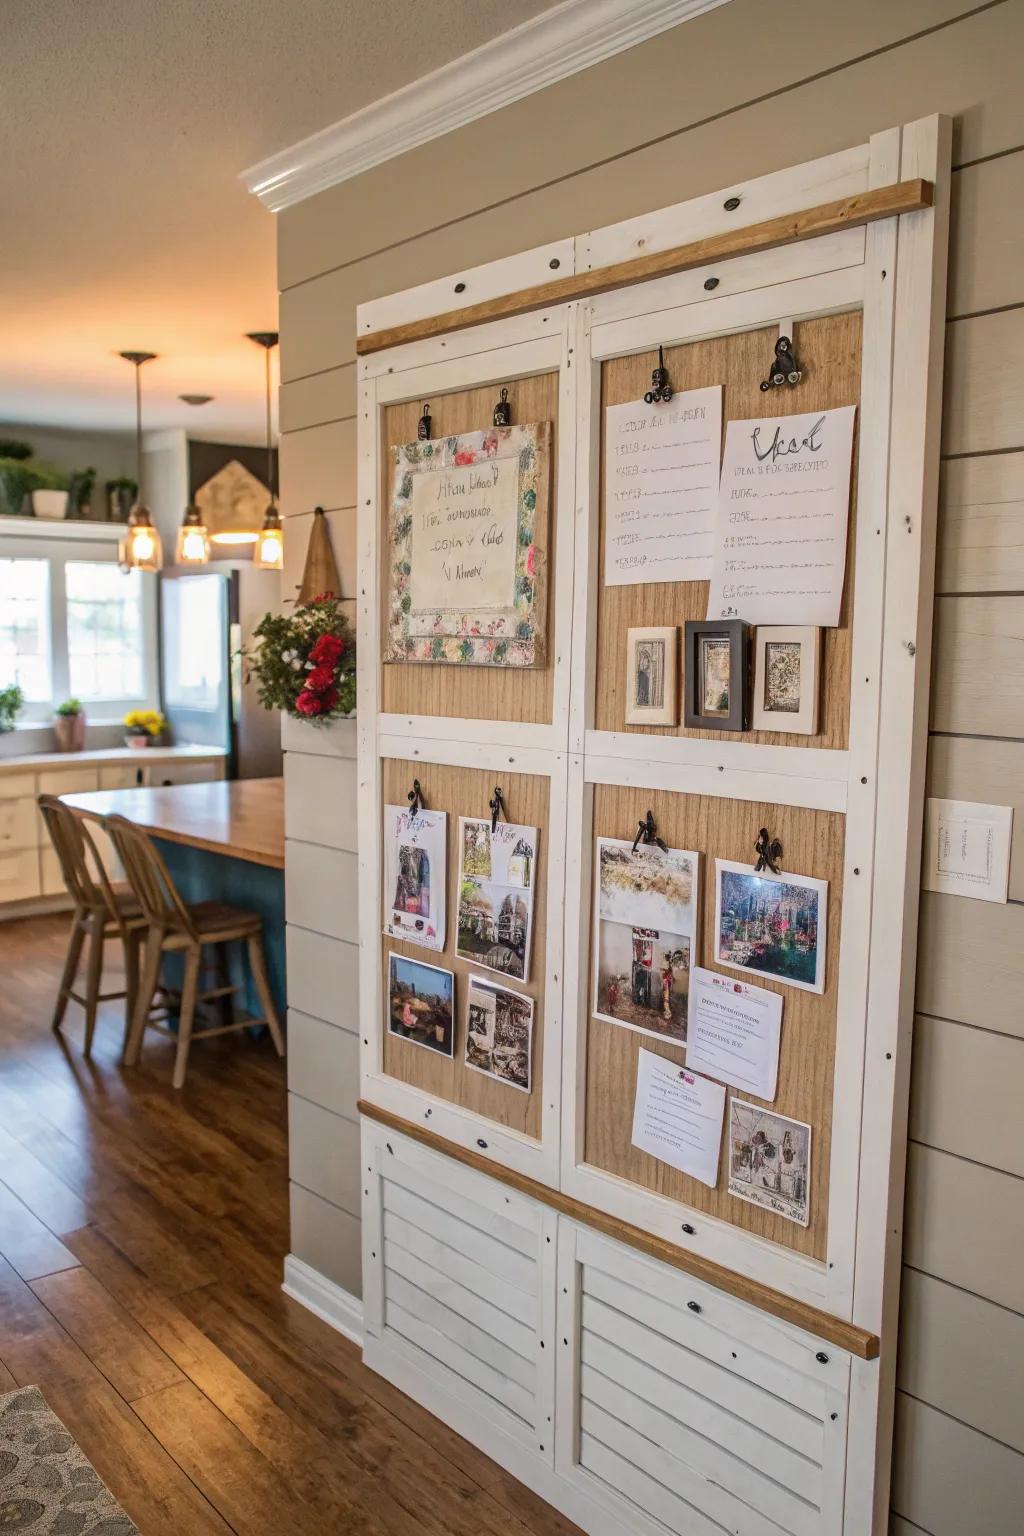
[0,914,580,1536]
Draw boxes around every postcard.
[922,797,1013,904]
[457,817,537,983]
[384,805,447,951]
[685,966,783,1101]
[728,1098,810,1226]
[714,859,827,994]
[631,1048,725,1188]
[387,952,455,1058]
[464,975,533,1093]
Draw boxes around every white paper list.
[631,1048,725,1188]
[604,386,722,586]
[706,403,856,627]
[685,967,783,1102]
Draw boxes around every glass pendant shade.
[124,505,163,572]
[176,504,210,564]
[253,504,284,570]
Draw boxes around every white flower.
[291,658,303,671]
[281,648,295,662]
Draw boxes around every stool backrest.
[103,815,196,939]
[38,796,118,919]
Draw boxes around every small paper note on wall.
[706,404,856,627]
[922,797,1013,903]
[410,457,520,613]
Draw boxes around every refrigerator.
[159,565,283,780]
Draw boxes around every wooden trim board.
[356,179,932,354]
[358,1098,879,1359]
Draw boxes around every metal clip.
[753,827,783,874]
[407,779,425,815]
[489,786,507,833]
[632,810,668,854]
[417,403,432,440]
[644,345,674,405]
[492,388,512,427]
[760,336,802,391]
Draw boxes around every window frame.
[0,520,159,723]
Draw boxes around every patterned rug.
[0,1385,138,1534]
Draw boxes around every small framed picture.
[752,626,822,734]
[387,951,455,1057]
[625,626,678,726]
[683,619,751,732]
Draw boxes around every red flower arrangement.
[245,593,355,726]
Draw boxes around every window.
[0,558,51,701]
[66,562,145,701]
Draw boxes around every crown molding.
[241,0,730,213]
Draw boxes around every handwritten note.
[923,797,1013,904]
[685,967,783,1102]
[410,456,520,613]
[706,404,856,627]
[604,386,722,585]
[631,1048,725,1187]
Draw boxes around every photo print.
[701,635,732,716]
[728,1098,811,1226]
[593,837,700,1043]
[715,859,827,994]
[625,626,679,727]
[765,641,801,712]
[752,626,822,734]
[387,952,455,1058]
[464,976,533,1093]
[456,817,538,983]
[383,804,447,951]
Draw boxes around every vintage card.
[728,1098,810,1226]
[685,966,783,1102]
[387,952,455,1058]
[457,817,538,983]
[383,805,447,951]
[922,797,1013,904]
[464,976,533,1093]
[715,859,827,995]
[631,1049,725,1188]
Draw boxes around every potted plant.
[243,593,355,726]
[0,684,25,734]
[123,708,167,748]
[30,463,71,520]
[0,452,38,516]
[107,477,138,522]
[67,466,96,520]
[54,698,86,752]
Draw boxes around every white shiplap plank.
[285,842,359,943]
[281,715,357,758]
[898,1267,1024,1454]
[903,1142,1024,1315]
[930,595,1024,738]
[926,734,1024,901]
[278,418,356,516]
[943,308,1024,457]
[910,1012,1024,1177]
[287,1009,360,1117]
[288,1094,362,1216]
[279,363,357,434]
[916,892,1024,1038]
[289,1182,362,1297]
[285,924,359,1028]
[937,452,1024,596]
[284,752,359,852]
[892,1393,1024,1536]
[948,149,1024,319]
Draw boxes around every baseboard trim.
[282,1254,363,1346]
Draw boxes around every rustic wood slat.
[356,180,931,354]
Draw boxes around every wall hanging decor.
[384,421,551,667]
[751,625,822,734]
[384,800,448,950]
[297,505,342,602]
[683,617,751,731]
[624,625,679,726]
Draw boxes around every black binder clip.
[492,388,512,427]
[417,404,432,441]
[632,810,668,855]
[644,346,673,405]
[760,336,802,392]
[407,779,426,815]
[489,786,507,833]
[753,827,783,874]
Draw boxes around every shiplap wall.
[275,0,1024,1519]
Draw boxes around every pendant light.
[176,503,211,564]
[119,351,163,571]
[248,331,283,570]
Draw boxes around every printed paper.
[465,976,533,1093]
[604,387,722,585]
[686,967,783,1101]
[707,404,856,626]
[384,805,447,951]
[728,1099,810,1227]
[923,797,1013,904]
[631,1048,725,1188]
[457,817,538,983]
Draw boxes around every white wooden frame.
[357,116,950,1535]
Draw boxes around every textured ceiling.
[0,0,559,442]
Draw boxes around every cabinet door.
[99,765,148,789]
[148,760,220,787]
[0,850,41,904]
[37,768,99,796]
[0,796,40,853]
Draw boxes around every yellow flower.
[123,709,166,736]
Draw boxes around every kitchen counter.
[61,777,284,869]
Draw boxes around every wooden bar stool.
[38,795,147,1057]
[104,813,285,1089]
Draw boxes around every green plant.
[0,439,32,460]
[0,457,69,515]
[68,466,96,516]
[55,697,84,717]
[0,684,25,732]
[243,595,355,725]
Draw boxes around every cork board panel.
[583,783,844,1259]
[381,758,549,1138]
[596,311,862,749]
[380,371,559,723]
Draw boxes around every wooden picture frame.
[624,626,678,726]
[683,619,751,732]
[752,625,822,734]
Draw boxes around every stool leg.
[82,916,105,1057]
[52,915,86,1032]
[124,930,163,1067]
[122,928,141,1048]
[173,947,200,1090]
[246,932,284,1057]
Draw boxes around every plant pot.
[125,733,151,750]
[32,489,69,520]
[54,713,86,752]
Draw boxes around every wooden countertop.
[61,778,284,869]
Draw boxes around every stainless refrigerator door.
[159,569,232,753]
[233,567,283,779]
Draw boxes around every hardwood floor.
[0,914,580,1536]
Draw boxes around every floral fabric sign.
[384,422,550,667]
